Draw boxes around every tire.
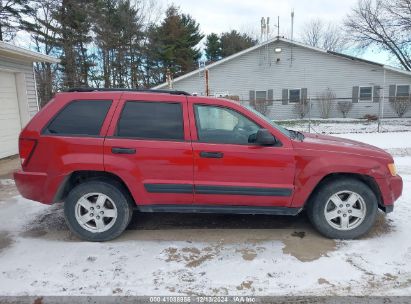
[306,178,378,239]
[64,179,133,241]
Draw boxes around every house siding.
[160,40,411,119]
[0,56,38,118]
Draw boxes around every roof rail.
[64,87,191,96]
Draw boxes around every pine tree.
[205,33,221,62]
[149,5,203,82]
[22,0,60,106]
[220,30,257,58]
[93,0,143,88]
[0,0,33,41]
[55,0,94,88]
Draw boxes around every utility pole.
[377,68,386,132]
[166,68,173,89]
[205,69,209,96]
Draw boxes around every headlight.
[388,163,397,176]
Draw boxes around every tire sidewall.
[308,179,378,239]
[64,181,132,241]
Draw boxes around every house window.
[359,86,372,101]
[289,89,301,103]
[255,91,267,101]
[396,85,410,97]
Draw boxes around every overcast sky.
[160,0,393,66]
[161,0,357,37]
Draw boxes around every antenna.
[290,10,295,65]
[261,17,266,41]
[291,9,295,41]
[277,16,280,37]
[198,60,206,78]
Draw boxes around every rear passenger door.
[104,93,194,206]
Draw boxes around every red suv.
[14,88,403,241]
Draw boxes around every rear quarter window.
[43,100,112,136]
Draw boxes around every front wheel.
[307,178,378,239]
[64,180,133,241]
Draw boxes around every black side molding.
[144,184,193,194]
[137,204,301,216]
[144,183,292,197]
[195,185,292,197]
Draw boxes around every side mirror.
[255,129,277,146]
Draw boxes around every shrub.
[337,101,353,118]
[390,96,411,118]
[318,88,335,119]
[253,100,270,116]
[294,97,310,119]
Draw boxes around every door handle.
[111,147,136,154]
[199,151,224,158]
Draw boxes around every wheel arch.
[304,173,383,209]
[54,170,135,205]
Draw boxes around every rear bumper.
[14,170,63,204]
[375,175,403,213]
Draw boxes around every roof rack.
[64,87,191,96]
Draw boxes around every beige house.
[0,42,59,158]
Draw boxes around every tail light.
[19,138,37,168]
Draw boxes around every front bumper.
[375,175,403,213]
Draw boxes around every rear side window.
[116,101,184,140]
[44,100,112,136]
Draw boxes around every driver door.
[189,100,295,207]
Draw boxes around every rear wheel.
[307,178,378,239]
[64,180,133,241]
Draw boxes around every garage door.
[0,71,21,158]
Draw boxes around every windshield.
[244,105,292,137]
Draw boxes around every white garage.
[0,42,59,159]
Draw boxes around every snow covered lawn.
[277,118,411,134]
[0,131,410,296]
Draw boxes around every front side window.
[194,104,260,145]
[359,86,372,101]
[116,101,184,140]
[396,85,410,97]
[44,100,112,136]
[289,89,301,103]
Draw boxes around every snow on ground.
[0,126,410,296]
[0,179,15,186]
[277,118,411,134]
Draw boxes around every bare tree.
[294,97,310,119]
[337,101,353,118]
[22,0,60,107]
[317,88,335,118]
[345,0,411,71]
[253,100,270,116]
[300,18,347,51]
